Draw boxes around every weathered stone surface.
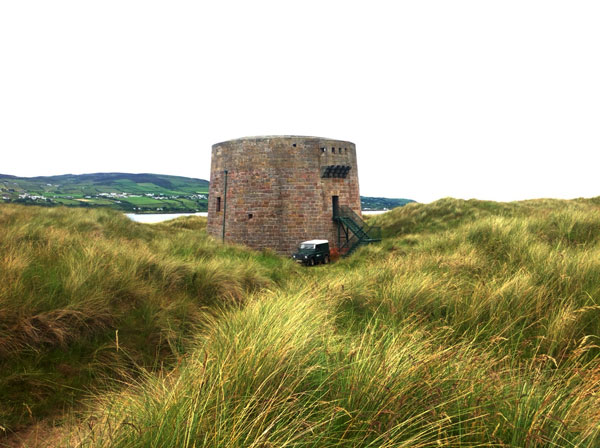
[207,136,362,255]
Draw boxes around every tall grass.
[75,288,600,447]
[3,198,600,446]
[65,197,600,447]
[358,203,600,359]
[0,205,296,434]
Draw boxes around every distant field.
[53,198,81,205]
[120,196,167,206]
[74,198,115,205]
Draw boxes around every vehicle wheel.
[309,259,315,266]
[324,255,330,264]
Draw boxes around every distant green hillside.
[0,173,413,213]
[360,196,415,210]
[0,173,209,213]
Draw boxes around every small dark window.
[216,197,221,212]
[248,213,253,219]
[320,147,325,153]
[292,143,297,147]
[332,147,335,153]
[344,148,347,153]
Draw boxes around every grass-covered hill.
[2,197,600,447]
[0,204,294,441]
[360,196,415,211]
[0,173,210,213]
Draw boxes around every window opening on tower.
[321,165,351,178]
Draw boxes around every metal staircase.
[334,205,381,256]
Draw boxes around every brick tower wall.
[207,136,362,255]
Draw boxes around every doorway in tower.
[332,195,339,218]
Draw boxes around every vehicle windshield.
[299,244,316,251]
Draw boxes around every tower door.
[332,195,339,218]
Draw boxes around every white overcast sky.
[1,1,599,203]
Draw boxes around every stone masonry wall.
[207,136,361,255]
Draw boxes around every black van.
[292,240,330,266]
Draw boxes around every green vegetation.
[2,197,600,446]
[0,173,209,213]
[0,205,294,438]
[360,196,415,210]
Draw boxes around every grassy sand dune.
[2,198,600,446]
[0,205,295,435]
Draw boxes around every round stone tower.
[207,136,362,254]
